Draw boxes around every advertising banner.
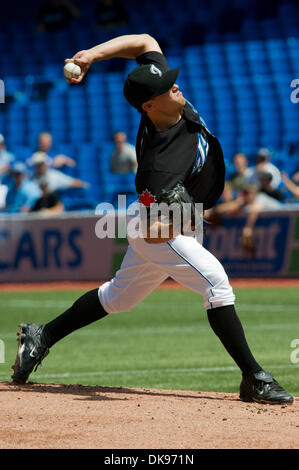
[0,214,114,282]
[204,211,299,277]
[0,210,298,282]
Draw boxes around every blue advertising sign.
[0,211,298,282]
[204,213,292,277]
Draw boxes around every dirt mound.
[0,382,298,449]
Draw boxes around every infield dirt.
[0,381,298,449]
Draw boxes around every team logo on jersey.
[138,189,156,206]
[191,131,209,176]
[150,64,162,77]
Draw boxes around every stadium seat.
[1,0,298,207]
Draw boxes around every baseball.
[64,62,81,79]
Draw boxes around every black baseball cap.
[123,63,180,111]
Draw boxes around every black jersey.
[134,51,225,210]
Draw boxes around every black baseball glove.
[157,182,197,234]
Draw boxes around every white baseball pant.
[98,227,235,313]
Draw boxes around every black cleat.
[11,323,50,384]
[239,370,293,405]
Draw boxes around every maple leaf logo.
[138,189,156,207]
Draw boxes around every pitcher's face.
[144,83,186,117]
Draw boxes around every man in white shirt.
[110,132,137,174]
[244,148,281,190]
[0,134,15,176]
[30,151,89,193]
[27,132,76,169]
[0,179,8,208]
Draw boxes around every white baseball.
[64,62,81,79]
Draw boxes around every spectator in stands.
[30,152,89,192]
[242,182,282,211]
[3,162,40,213]
[258,172,285,202]
[240,183,283,254]
[203,181,244,229]
[244,148,281,190]
[27,132,76,169]
[37,0,80,32]
[291,170,299,185]
[206,162,285,226]
[228,152,251,190]
[207,181,244,218]
[38,132,76,168]
[0,177,8,209]
[95,0,128,29]
[0,134,15,176]
[110,132,137,174]
[31,177,64,215]
[205,181,283,254]
[281,171,299,200]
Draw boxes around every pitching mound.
[0,382,298,449]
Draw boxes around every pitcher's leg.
[12,245,166,384]
[11,288,108,384]
[166,235,235,309]
[43,288,108,347]
[161,236,292,402]
[164,236,262,373]
[99,245,167,313]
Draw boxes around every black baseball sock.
[207,304,262,376]
[42,289,108,347]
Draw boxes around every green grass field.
[0,287,298,395]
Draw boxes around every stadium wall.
[0,210,299,282]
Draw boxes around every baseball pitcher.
[12,34,293,405]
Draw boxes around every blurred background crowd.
[0,0,298,222]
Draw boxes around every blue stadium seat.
[262,18,282,38]
[50,128,68,142]
[11,146,31,162]
[4,77,23,96]
[1,0,298,209]
[242,19,260,39]
[226,60,248,76]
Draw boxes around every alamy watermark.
[0,339,5,363]
[0,80,4,103]
[94,196,204,243]
[290,79,299,104]
[290,339,299,364]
